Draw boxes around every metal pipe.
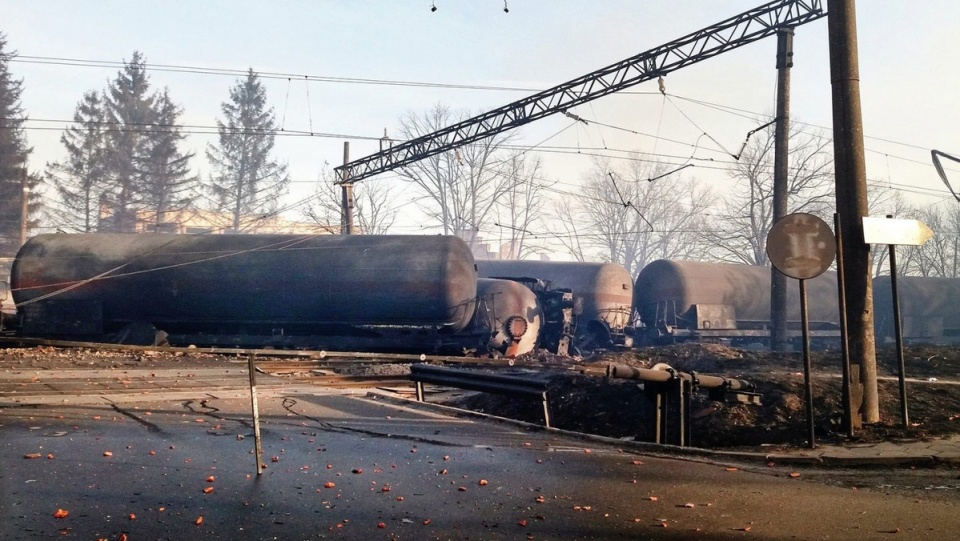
[247,355,264,475]
[834,212,857,435]
[887,215,909,428]
[410,364,548,399]
[409,364,551,427]
[604,364,754,391]
[800,279,816,449]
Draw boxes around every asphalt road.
[1,370,959,540]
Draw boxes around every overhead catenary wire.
[932,150,960,202]
[7,84,957,176]
[6,51,952,159]
[8,77,960,230]
[607,171,655,232]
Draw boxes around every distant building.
[456,228,496,260]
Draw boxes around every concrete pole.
[19,168,29,247]
[770,28,793,352]
[827,0,879,423]
[341,142,355,235]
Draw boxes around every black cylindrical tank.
[12,234,477,333]
[477,260,633,335]
[473,278,542,356]
[873,275,960,343]
[634,260,839,328]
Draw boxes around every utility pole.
[827,0,878,423]
[340,142,355,235]
[770,27,794,352]
[19,168,29,247]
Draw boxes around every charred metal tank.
[634,260,839,341]
[0,257,14,330]
[476,260,633,351]
[873,275,960,344]
[470,278,542,357]
[12,234,478,345]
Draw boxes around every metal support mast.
[336,0,825,182]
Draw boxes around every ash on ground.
[3,343,960,450]
[441,343,960,450]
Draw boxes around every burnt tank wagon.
[476,260,633,351]
[873,275,960,344]
[634,259,840,343]
[12,233,479,351]
[471,278,542,356]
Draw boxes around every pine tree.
[45,90,109,232]
[205,68,288,232]
[139,88,198,231]
[0,33,38,256]
[103,51,154,232]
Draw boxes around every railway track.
[0,338,488,398]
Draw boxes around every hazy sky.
[3,1,959,246]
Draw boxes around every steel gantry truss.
[335,0,826,183]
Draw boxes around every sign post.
[862,215,934,428]
[767,213,837,449]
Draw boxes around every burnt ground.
[2,343,960,450]
[441,343,960,450]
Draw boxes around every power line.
[8,51,957,159]
[10,55,547,93]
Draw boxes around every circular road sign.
[766,213,836,280]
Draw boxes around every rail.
[0,336,524,366]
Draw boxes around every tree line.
[0,35,288,257]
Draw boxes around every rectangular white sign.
[862,217,933,246]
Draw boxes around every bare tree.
[304,164,398,235]
[396,103,520,237]
[891,199,960,278]
[553,156,711,274]
[867,188,914,276]
[490,152,549,259]
[702,121,834,265]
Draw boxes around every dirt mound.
[445,344,960,449]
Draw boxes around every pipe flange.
[505,316,528,339]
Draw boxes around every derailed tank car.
[471,278,542,356]
[12,234,483,353]
[0,257,14,330]
[634,259,839,344]
[477,260,633,352]
[873,275,960,344]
